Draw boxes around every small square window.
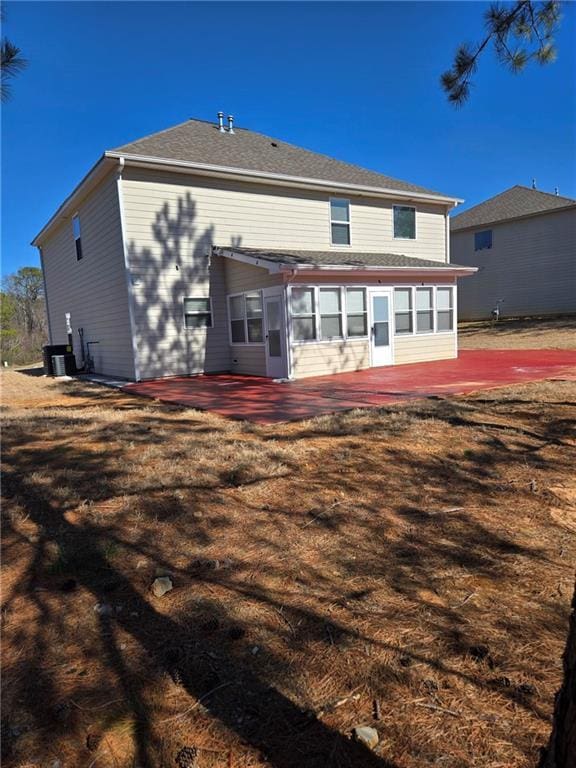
[474,230,492,250]
[393,206,416,239]
[184,297,212,329]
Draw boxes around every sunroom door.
[264,291,288,379]
[369,289,393,366]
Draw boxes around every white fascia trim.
[214,247,283,273]
[105,151,464,206]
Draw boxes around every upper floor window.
[184,297,213,329]
[330,198,350,245]
[474,229,492,250]
[228,291,264,343]
[72,215,83,260]
[393,205,416,239]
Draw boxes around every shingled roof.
[110,118,453,199]
[214,247,474,271]
[450,185,576,232]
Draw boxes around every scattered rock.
[151,576,173,597]
[251,646,260,655]
[353,726,379,750]
[175,745,199,767]
[93,602,113,616]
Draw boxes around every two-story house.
[33,114,476,381]
[451,185,576,321]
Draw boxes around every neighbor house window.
[346,288,368,337]
[291,287,316,341]
[415,288,434,333]
[330,198,351,245]
[436,287,454,331]
[184,297,213,328]
[72,215,83,260]
[394,288,413,334]
[228,291,264,343]
[474,229,492,250]
[319,288,343,339]
[393,206,416,239]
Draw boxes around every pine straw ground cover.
[1,368,575,768]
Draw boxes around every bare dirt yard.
[2,341,576,767]
[459,314,576,350]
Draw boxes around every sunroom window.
[291,287,316,341]
[319,288,343,339]
[394,288,413,334]
[436,287,454,331]
[415,287,434,333]
[228,291,264,343]
[345,288,367,337]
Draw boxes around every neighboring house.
[33,114,476,381]
[451,185,576,321]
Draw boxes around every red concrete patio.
[122,349,576,424]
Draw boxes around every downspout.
[116,157,142,381]
[38,246,54,345]
[445,206,451,264]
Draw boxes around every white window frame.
[319,287,344,341]
[72,213,83,261]
[393,285,456,337]
[227,290,265,346]
[345,287,369,340]
[183,296,213,330]
[415,286,435,335]
[393,205,417,240]
[393,287,413,335]
[329,198,351,247]
[290,286,318,343]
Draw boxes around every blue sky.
[2,1,575,275]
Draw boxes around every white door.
[264,294,288,378]
[369,290,393,366]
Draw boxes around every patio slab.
[121,349,576,424]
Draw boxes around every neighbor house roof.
[450,185,576,232]
[108,118,459,202]
[214,246,476,274]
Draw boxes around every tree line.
[1,266,47,366]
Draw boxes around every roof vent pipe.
[227,114,235,134]
[217,112,225,132]
[532,178,537,189]
[555,186,559,196]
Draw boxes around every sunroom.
[215,247,477,381]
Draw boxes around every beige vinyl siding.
[291,339,370,378]
[41,172,135,379]
[230,346,267,376]
[394,333,456,365]
[452,208,576,320]
[121,167,448,258]
[224,259,282,294]
[128,250,230,379]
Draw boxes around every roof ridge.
[109,117,200,152]
[514,184,576,203]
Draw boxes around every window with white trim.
[330,198,351,245]
[436,287,454,331]
[393,205,416,239]
[345,288,368,337]
[72,215,83,261]
[319,288,343,339]
[416,287,434,333]
[184,297,212,328]
[394,288,413,334]
[228,291,264,343]
[291,287,316,341]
